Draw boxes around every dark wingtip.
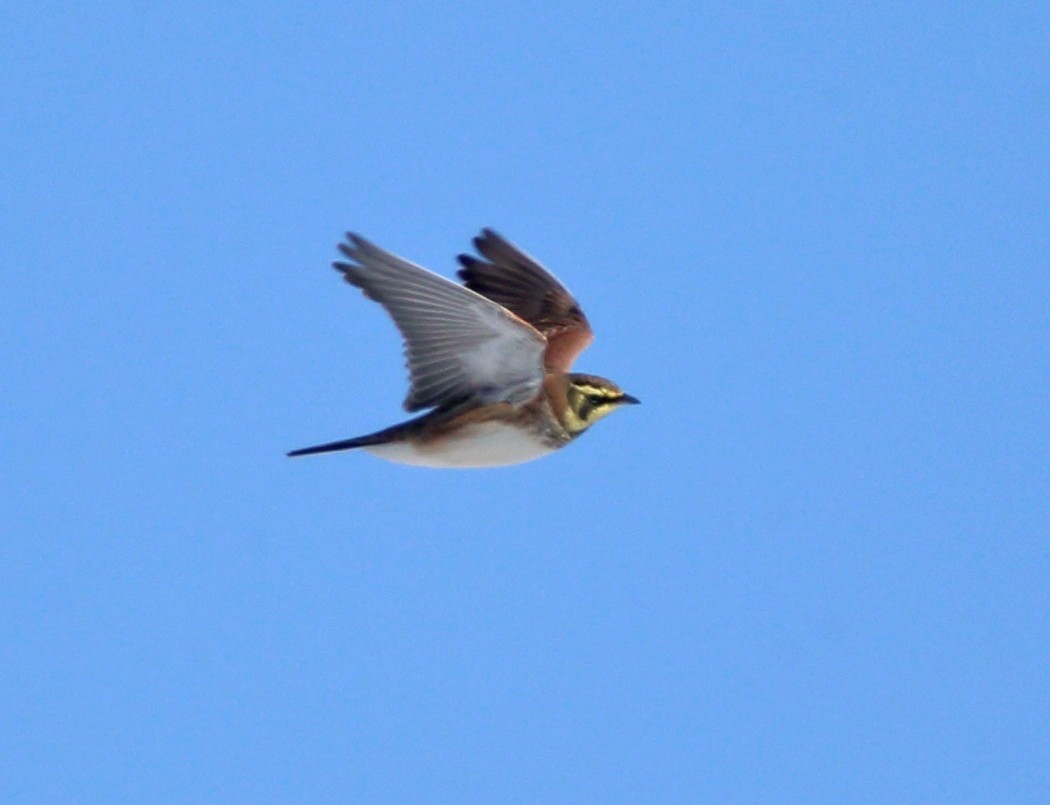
[473,228,514,262]
[332,260,363,288]
[480,227,509,247]
[456,253,481,280]
[335,232,375,261]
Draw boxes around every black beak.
[620,393,641,405]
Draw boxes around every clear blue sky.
[3,3,1048,801]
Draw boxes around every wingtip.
[337,232,375,255]
[334,233,376,275]
[335,238,355,260]
[479,227,510,246]
[456,254,480,278]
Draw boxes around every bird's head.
[561,373,640,435]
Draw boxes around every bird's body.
[289,229,637,468]
[363,407,561,468]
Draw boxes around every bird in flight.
[288,228,638,467]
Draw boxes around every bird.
[288,228,638,468]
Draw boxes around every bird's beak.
[620,393,641,405]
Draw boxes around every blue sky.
[3,3,1048,801]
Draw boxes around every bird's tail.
[287,432,390,457]
[288,408,442,458]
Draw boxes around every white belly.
[365,421,557,468]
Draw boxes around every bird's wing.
[335,234,547,412]
[456,228,594,372]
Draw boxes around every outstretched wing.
[457,228,594,372]
[335,234,547,412]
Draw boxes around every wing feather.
[333,234,546,412]
[457,228,594,371]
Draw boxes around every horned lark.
[288,228,638,467]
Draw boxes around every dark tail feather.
[288,411,436,458]
[287,433,387,457]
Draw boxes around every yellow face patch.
[564,382,625,433]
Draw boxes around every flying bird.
[288,229,638,467]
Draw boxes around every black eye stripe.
[573,385,622,414]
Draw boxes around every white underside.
[365,421,557,468]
